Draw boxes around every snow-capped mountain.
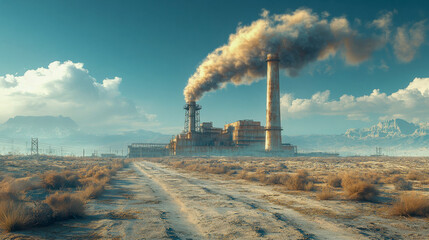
[284,118,429,156]
[344,119,424,139]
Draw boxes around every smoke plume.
[184,9,389,102]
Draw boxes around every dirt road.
[9,160,423,239]
[126,161,369,240]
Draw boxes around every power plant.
[128,54,296,157]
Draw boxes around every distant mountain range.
[284,118,429,156]
[1,116,79,138]
[1,116,428,156]
[0,116,171,155]
[345,118,429,139]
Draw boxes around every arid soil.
[2,157,428,239]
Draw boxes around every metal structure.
[376,147,382,156]
[31,137,39,155]
[128,143,169,157]
[265,53,282,152]
[184,101,201,133]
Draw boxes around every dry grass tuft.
[317,187,336,200]
[79,184,105,200]
[42,171,81,190]
[31,202,54,227]
[263,173,290,185]
[284,170,315,191]
[327,175,342,188]
[0,200,32,232]
[391,193,429,217]
[0,176,41,197]
[393,177,413,191]
[407,171,427,181]
[45,192,85,219]
[342,173,379,201]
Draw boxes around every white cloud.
[281,77,429,122]
[394,21,426,62]
[0,61,157,133]
[369,11,394,40]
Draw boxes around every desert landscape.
[1,155,428,239]
[1,1,429,239]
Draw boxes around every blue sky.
[0,0,428,135]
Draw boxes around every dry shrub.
[407,171,427,181]
[45,193,85,219]
[31,202,54,227]
[0,200,32,232]
[236,170,248,180]
[204,165,230,174]
[327,174,342,188]
[42,171,81,189]
[263,173,290,185]
[79,184,105,200]
[317,187,335,200]
[383,174,403,184]
[285,170,315,191]
[393,177,413,190]
[342,174,379,201]
[364,171,382,184]
[391,193,429,217]
[0,176,41,196]
[236,170,266,182]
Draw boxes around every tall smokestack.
[188,101,196,133]
[265,53,282,152]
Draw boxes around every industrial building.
[128,143,169,158]
[128,53,297,157]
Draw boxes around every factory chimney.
[188,101,196,132]
[265,53,282,151]
[184,101,201,133]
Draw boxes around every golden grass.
[42,171,81,189]
[0,158,128,232]
[343,181,379,201]
[407,171,428,181]
[262,173,290,185]
[79,184,105,200]
[391,193,429,217]
[393,177,413,190]
[0,176,41,197]
[316,187,336,200]
[0,200,31,232]
[45,192,85,219]
[284,170,315,191]
[327,174,342,188]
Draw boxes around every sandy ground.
[3,160,428,240]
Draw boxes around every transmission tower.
[31,138,39,155]
[375,147,382,156]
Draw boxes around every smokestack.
[188,101,196,133]
[184,101,201,133]
[265,53,282,152]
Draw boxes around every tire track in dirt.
[133,163,203,239]
[135,161,368,240]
